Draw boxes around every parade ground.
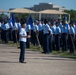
[0,44,76,75]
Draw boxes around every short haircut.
[21,21,26,27]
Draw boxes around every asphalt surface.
[0,44,76,75]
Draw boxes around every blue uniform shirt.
[1,23,5,30]
[49,28,53,35]
[12,22,18,30]
[17,22,21,30]
[9,22,13,28]
[33,25,38,32]
[59,22,62,30]
[26,24,31,32]
[74,26,76,34]
[51,25,56,34]
[62,26,68,33]
[55,26,61,35]
[69,26,75,34]
[38,23,43,31]
[43,24,50,34]
[1,23,9,30]
[65,23,69,32]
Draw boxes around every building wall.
[9,3,67,20]
[28,3,67,20]
[30,3,53,11]
[29,3,67,11]
[32,13,60,20]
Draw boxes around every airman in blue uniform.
[38,21,44,47]
[0,21,2,40]
[9,20,13,41]
[12,20,18,43]
[74,21,76,49]
[43,20,50,54]
[61,21,68,52]
[54,22,61,51]
[17,19,21,42]
[26,24,31,48]
[50,22,56,50]
[68,23,75,54]
[33,21,39,46]
[49,22,53,52]
[1,20,10,43]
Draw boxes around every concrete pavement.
[0,44,76,75]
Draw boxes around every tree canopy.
[64,10,76,22]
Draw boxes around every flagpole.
[10,13,19,48]
[36,33,42,51]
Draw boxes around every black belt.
[39,31,43,33]
[44,33,49,35]
[62,33,67,35]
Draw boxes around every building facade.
[26,3,67,20]
[9,3,67,20]
[28,3,67,12]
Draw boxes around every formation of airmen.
[0,18,76,54]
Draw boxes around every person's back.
[54,22,61,51]
[68,23,75,54]
[43,24,50,34]
[2,21,9,43]
[43,22,51,54]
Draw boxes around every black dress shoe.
[42,52,45,53]
[19,61,26,63]
[18,47,20,49]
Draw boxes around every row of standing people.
[30,20,76,54]
[0,20,21,43]
[0,19,76,54]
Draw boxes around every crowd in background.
[0,17,76,54]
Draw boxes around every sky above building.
[0,0,76,10]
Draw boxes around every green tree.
[0,13,8,19]
[14,13,30,19]
[64,10,76,21]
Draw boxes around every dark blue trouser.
[9,28,13,41]
[26,32,30,48]
[55,35,60,51]
[52,35,55,50]
[0,28,1,40]
[31,30,34,45]
[26,38,30,48]
[49,35,52,52]
[19,41,26,62]
[43,34,50,53]
[62,33,67,52]
[68,34,75,54]
[74,40,76,49]
[1,30,4,41]
[31,30,38,45]
[12,30,17,43]
[39,31,43,47]
[4,30,9,43]
[33,32,38,46]
[17,31,19,42]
